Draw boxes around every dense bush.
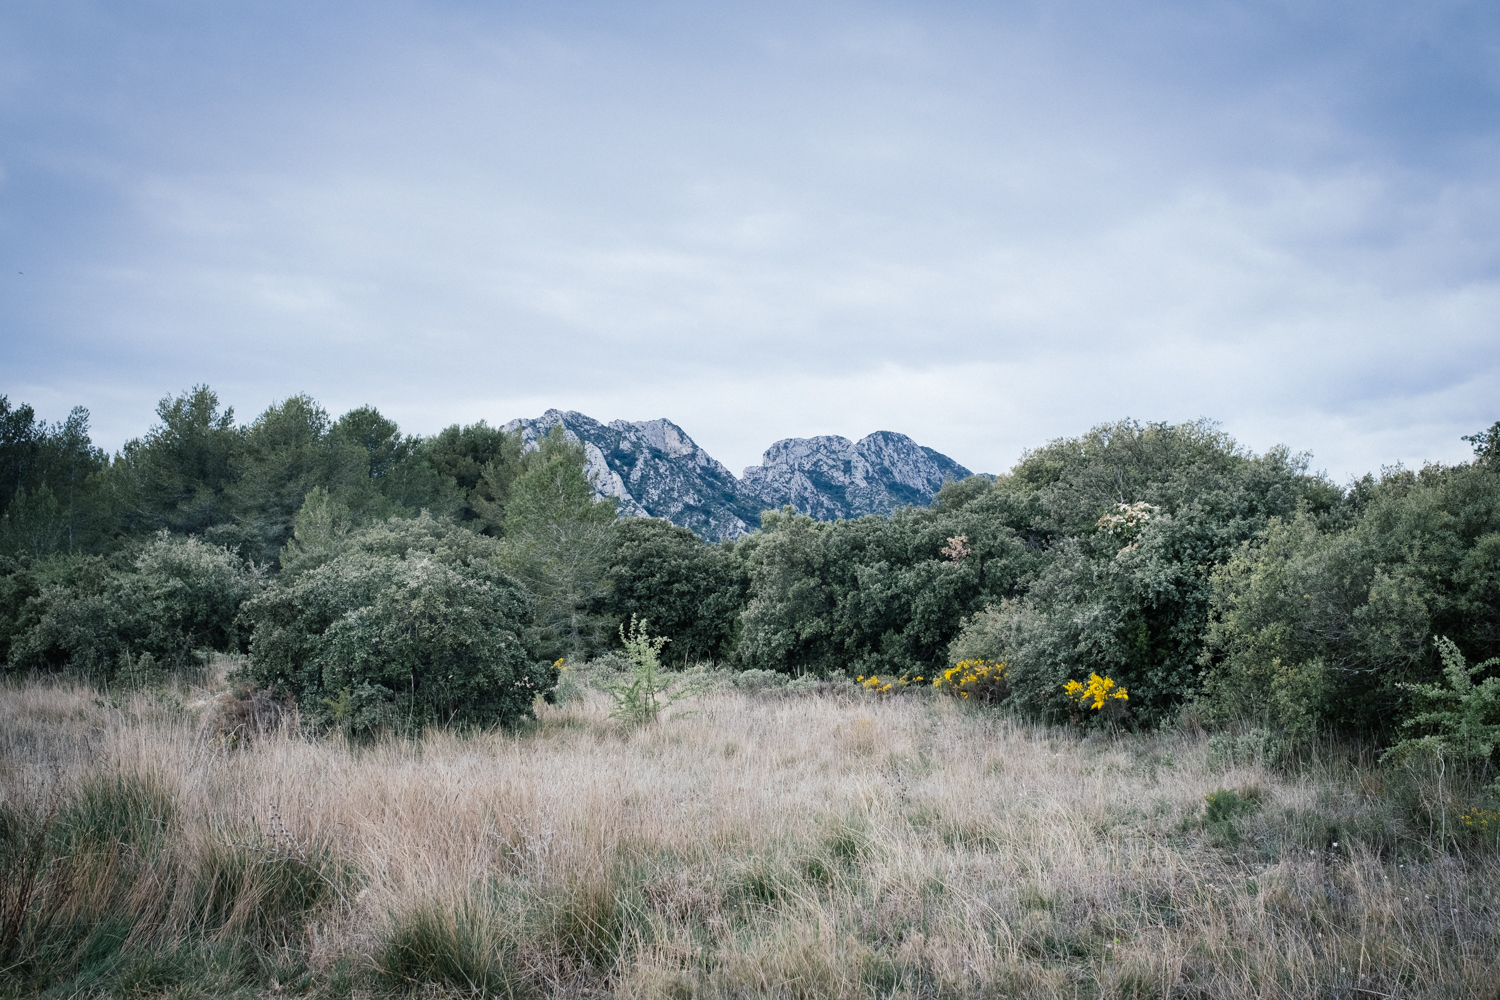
[1205,452,1500,739]
[6,381,1498,750]
[239,513,552,734]
[939,422,1338,724]
[732,500,1038,678]
[598,518,745,664]
[0,556,43,665]
[4,532,264,681]
[735,420,1335,725]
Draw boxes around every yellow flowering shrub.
[1460,809,1500,834]
[1063,672,1130,722]
[1455,807,1500,848]
[855,673,921,694]
[932,660,1008,703]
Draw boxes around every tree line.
[2,387,1497,750]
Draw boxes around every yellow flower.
[932,660,1007,702]
[1065,672,1129,711]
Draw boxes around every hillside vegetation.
[4,388,1497,742]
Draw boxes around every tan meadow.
[1,663,1497,999]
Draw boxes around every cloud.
[1,1,1496,484]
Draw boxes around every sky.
[2,0,1497,482]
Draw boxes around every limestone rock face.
[502,410,761,539]
[501,410,972,541]
[738,431,972,522]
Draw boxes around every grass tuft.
[379,892,525,997]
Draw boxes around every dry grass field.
[2,661,1498,998]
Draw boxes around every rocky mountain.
[739,431,973,522]
[503,411,763,540]
[503,410,973,540]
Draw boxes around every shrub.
[7,533,263,680]
[731,668,791,692]
[1200,786,1264,844]
[855,672,923,694]
[0,557,42,666]
[608,616,694,725]
[1382,636,1500,785]
[239,513,552,735]
[1205,456,1500,740]
[1202,787,1262,825]
[733,505,1038,680]
[933,659,1007,703]
[549,657,587,706]
[1205,728,1287,771]
[1458,808,1500,848]
[1063,672,1130,723]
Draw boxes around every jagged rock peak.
[502,410,756,539]
[739,431,972,521]
[499,411,972,540]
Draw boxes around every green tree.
[599,518,745,665]
[733,509,835,673]
[420,420,523,529]
[108,386,244,537]
[500,427,617,660]
[0,486,69,558]
[330,406,457,517]
[229,394,370,561]
[35,407,108,552]
[1463,420,1500,466]
[1205,446,1500,739]
[0,397,42,516]
[0,403,108,556]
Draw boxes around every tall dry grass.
[1,663,1498,998]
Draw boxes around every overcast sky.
[2,0,1497,481]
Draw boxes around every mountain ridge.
[502,410,973,540]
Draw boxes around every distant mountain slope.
[503,409,972,540]
[502,410,762,539]
[739,430,972,522]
